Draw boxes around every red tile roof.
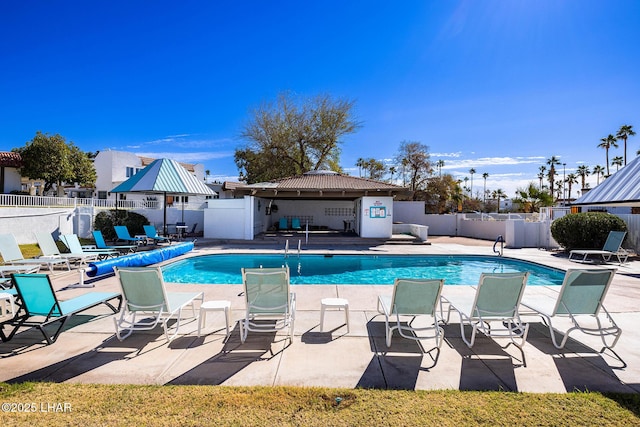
[0,152,22,168]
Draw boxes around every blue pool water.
[161,254,565,286]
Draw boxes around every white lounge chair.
[520,268,621,352]
[240,267,296,344]
[0,234,70,273]
[113,266,204,341]
[35,232,98,266]
[442,272,530,363]
[377,278,444,349]
[60,234,119,260]
[569,231,629,265]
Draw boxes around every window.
[126,167,134,178]
[98,191,108,199]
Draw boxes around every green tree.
[395,141,431,198]
[576,165,590,190]
[388,166,397,183]
[611,156,623,172]
[361,158,386,180]
[236,92,360,183]
[565,173,578,200]
[356,157,366,177]
[424,174,458,213]
[546,157,561,200]
[616,124,635,165]
[598,134,618,177]
[592,164,605,185]
[491,189,506,213]
[13,131,96,195]
[468,168,476,198]
[513,182,553,213]
[482,172,489,204]
[537,165,546,190]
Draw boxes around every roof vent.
[304,170,339,175]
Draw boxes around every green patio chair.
[442,272,530,354]
[569,231,629,264]
[520,268,621,352]
[240,267,296,344]
[0,273,121,344]
[113,266,204,341]
[377,278,444,348]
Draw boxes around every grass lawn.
[0,383,638,426]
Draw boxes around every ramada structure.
[205,170,413,240]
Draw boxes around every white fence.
[0,194,160,209]
[0,195,205,244]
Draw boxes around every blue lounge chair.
[114,226,146,244]
[92,230,137,254]
[143,225,171,245]
[291,218,302,230]
[278,217,288,230]
[0,273,122,344]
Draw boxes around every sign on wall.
[369,206,386,218]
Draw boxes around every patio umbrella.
[111,158,217,235]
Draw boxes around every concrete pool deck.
[1,236,639,393]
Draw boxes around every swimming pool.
[161,254,565,286]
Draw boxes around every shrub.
[551,212,627,251]
[94,210,149,241]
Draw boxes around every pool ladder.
[493,235,504,257]
[284,239,301,258]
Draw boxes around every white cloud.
[136,151,235,163]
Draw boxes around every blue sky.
[2,1,639,198]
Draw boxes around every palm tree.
[616,124,636,165]
[592,164,605,185]
[388,166,397,183]
[565,173,578,201]
[482,172,489,203]
[436,159,445,177]
[576,164,590,190]
[356,158,366,177]
[537,165,546,190]
[205,169,211,182]
[598,134,618,177]
[611,156,623,172]
[468,168,476,198]
[463,176,469,196]
[546,157,561,199]
[491,189,506,213]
